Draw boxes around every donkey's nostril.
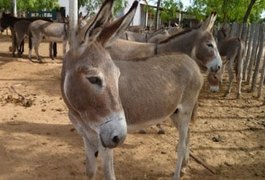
[112,135,120,144]
[218,65,221,70]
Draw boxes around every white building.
[59,0,147,25]
[58,0,186,27]
[58,0,87,16]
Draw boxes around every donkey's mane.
[159,24,201,44]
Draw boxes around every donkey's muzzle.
[210,65,221,73]
[210,86,220,93]
[99,112,127,148]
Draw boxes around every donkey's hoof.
[180,167,188,176]
[236,93,241,99]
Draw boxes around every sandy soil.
[0,34,265,180]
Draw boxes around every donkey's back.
[29,20,67,41]
[29,20,68,61]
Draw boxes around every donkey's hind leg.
[33,38,42,62]
[49,42,54,60]
[171,104,193,180]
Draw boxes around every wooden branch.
[9,85,25,99]
[190,151,216,175]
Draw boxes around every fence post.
[247,24,260,85]
[230,22,238,37]
[258,53,265,98]
[251,24,264,92]
[243,24,254,80]
[12,0,17,17]
[69,0,78,51]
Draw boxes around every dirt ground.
[0,34,265,180]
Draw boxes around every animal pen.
[0,0,265,179]
[224,22,265,100]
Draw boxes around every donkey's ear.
[83,0,114,43]
[98,1,139,47]
[200,12,217,32]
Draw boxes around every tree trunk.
[154,0,161,30]
[243,0,256,23]
[12,0,17,17]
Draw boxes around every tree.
[0,0,59,11]
[81,0,127,16]
[160,0,183,26]
[187,0,265,23]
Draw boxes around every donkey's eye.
[87,76,102,86]
[207,43,213,48]
[214,75,217,79]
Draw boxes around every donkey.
[62,0,135,179]
[62,1,206,179]
[105,13,221,134]
[13,20,31,57]
[106,13,221,74]
[147,29,170,43]
[120,27,169,42]
[208,27,245,98]
[28,20,68,61]
[0,13,53,57]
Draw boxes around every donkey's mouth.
[100,135,107,148]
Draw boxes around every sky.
[181,0,193,8]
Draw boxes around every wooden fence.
[221,22,265,100]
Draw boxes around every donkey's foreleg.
[224,58,235,97]
[220,60,227,84]
[171,105,192,180]
[99,147,116,180]
[63,40,67,58]
[83,137,98,180]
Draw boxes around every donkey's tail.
[28,30,32,50]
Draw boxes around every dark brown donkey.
[0,13,55,57]
[208,27,245,98]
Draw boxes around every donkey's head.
[191,12,222,73]
[62,0,138,149]
[0,12,12,31]
[207,70,222,92]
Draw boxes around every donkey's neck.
[157,30,198,56]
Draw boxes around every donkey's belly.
[127,116,170,132]
[44,36,64,42]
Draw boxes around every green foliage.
[188,0,265,23]
[0,0,59,11]
[160,0,183,23]
[0,0,11,10]
[82,0,127,16]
